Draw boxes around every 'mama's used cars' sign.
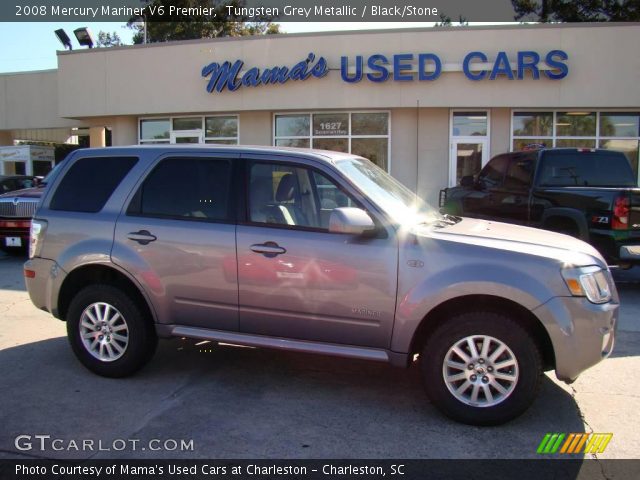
[201,50,568,93]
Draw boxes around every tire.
[66,284,157,378]
[420,312,542,426]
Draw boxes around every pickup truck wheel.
[66,284,157,378]
[420,312,542,426]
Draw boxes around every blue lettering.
[341,56,363,83]
[393,54,413,81]
[517,51,540,79]
[463,51,487,81]
[544,50,569,79]
[418,53,441,81]
[490,52,514,80]
[260,66,290,85]
[201,60,242,92]
[367,54,389,82]
[311,56,328,78]
[241,67,260,87]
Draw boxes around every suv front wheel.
[420,312,542,426]
[66,284,157,378]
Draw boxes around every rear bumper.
[24,257,66,318]
[619,244,640,261]
[532,296,617,383]
[589,228,640,265]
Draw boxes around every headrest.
[275,174,296,202]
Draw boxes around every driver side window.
[248,162,356,230]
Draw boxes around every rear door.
[462,154,509,219]
[488,152,536,224]
[235,155,398,349]
[112,152,240,330]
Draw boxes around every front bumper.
[532,296,617,383]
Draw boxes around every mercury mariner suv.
[25,146,618,425]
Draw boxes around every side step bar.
[170,325,391,363]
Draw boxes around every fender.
[391,261,561,353]
[540,207,589,240]
[53,239,158,323]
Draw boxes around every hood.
[417,217,606,268]
[0,186,43,200]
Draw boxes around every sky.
[0,22,437,74]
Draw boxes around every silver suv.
[25,146,618,425]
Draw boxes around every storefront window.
[275,115,310,137]
[172,117,203,131]
[275,138,310,148]
[513,112,553,137]
[452,112,488,136]
[139,115,238,145]
[512,111,640,184]
[313,138,348,152]
[274,112,390,171]
[555,112,596,137]
[352,112,388,136]
[352,138,388,171]
[206,116,238,139]
[140,119,170,143]
[313,113,348,136]
[600,113,640,137]
[555,139,597,148]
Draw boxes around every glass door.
[170,130,203,144]
[449,139,488,187]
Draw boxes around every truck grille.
[0,199,39,218]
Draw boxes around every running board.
[170,326,391,363]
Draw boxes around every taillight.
[612,195,630,230]
[29,219,47,259]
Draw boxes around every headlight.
[561,266,612,304]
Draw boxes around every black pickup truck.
[440,148,640,266]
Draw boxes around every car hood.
[416,217,606,268]
[0,187,42,200]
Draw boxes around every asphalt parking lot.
[0,252,639,461]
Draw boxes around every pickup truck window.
[504,155,536,190]
[538,151,636,187]
[478,155,509,189]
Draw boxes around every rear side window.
[128,157,233,222]
[538,151,636,187]
[50,157,138,212]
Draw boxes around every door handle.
[127,230,157,245]
[250,242,286,257]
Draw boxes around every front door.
[113,153,239,330]
[170,130,204,144]
[449,139,489,187]
[236,157,398,349]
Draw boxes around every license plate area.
[4,237,22,247]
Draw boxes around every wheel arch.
[541,208,589,241]
[409,294,555,371]
[58,264,156,326]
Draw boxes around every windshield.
[334,156,442,225]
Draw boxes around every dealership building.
[0,22,638,204]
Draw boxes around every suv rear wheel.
[420,312,542,426]
[66,284,157,377]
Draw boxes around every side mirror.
[460,175,475,188]
[329,207,376,235]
